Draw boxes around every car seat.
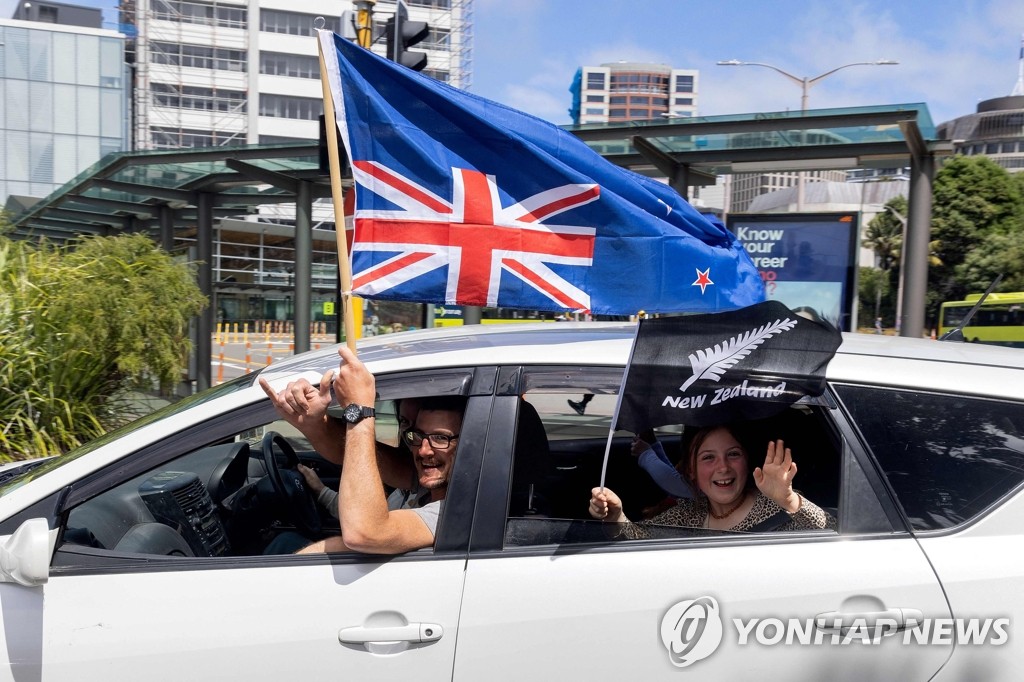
[508,399,553,517]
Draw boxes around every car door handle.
[338,622,444,644]
[815,608,923,634]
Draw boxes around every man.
[259,346,464,554]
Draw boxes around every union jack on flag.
[350,161,599,311]
[320,31,764,315]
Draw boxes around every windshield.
[0,374,255,498]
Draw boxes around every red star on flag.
[692,268,713,294]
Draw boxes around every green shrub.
[0,232,206,461]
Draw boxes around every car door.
[3,371,492,682]
[452,367,952,680]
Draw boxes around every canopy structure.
[9,103,952,390]
[569,103,953,338]
[8,142,337,391]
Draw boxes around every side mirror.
[0,518,54,586]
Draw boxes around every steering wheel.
[261,431,322,538]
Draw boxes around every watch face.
[343,404,360,423]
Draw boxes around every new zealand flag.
[616,301,842,430]
[319,31,764,315]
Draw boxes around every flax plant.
[1,230,205,462]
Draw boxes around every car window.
[505,368,840,547]
[61,415,337,559]
[835,384,1024,531]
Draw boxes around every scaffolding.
[120,0,250,149]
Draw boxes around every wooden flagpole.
[317,30,358,353]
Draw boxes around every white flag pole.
[598,318,643,490]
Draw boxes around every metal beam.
[570,109,920,142]
[92,179,197,204]
[902,153,934,339]
[63,195,158,218]
[41,207,131,229]
[225,159,300,193]
[600,141,916,172]
[631,136,718,190]
[898,119,927,159]
[21,218,111,235]
[213,193,298,207]
[195,193,214,392]
[123,144,319,167]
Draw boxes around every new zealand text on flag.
[616,301,843,431]
[318,30,765,315]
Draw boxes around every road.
[211,332,337,384]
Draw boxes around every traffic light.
[386,0,428,72]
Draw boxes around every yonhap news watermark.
[661,596,1010,669]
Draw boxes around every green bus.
[939,292,1024,348]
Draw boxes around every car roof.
[259,321,1024,399]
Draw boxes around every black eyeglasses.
[403,429,460,450]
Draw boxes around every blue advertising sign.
[727,213,859,331]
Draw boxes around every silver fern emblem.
[679,318,799,392]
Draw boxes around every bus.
[938,292,1024,347]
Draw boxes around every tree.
[857,266,890,327]
[863,195,907,272]
[929,156,1024,308]
[0,232,206,461]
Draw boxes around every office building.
[121,0,473,150]
[936,37,1024,174]
[569,61,698,125]
[0,13,128,205]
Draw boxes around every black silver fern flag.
[616,300,842,431]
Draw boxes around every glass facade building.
[0,19,127,202]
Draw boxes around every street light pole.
[716,59,898,210]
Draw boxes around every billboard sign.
[728,213,859,331]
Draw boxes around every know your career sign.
[727,213,859,331]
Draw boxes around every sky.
[6,0,1023,128]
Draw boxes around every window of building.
[674,97,693,106]
[675,75,694,93]
[609,96,626,104]
[608,108,627,118]
[629,96,649,105]
[259,52,319,79]
[408,0,451,7]
[150,41,247,72]
[37,5,59,22]
[421,68,450,83]
[152,0,247,29]
[585,95,603,103]
[423,27,451,50]
[586,72,606,90]
[150,126,245,149]
[584,107,604,115]
[259,93,322,121]
[152,83,247,113]
[260,9,339,35]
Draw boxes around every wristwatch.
[341,403,376,424]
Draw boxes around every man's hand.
[334,346,376,408]
[259,370,334,432]
[297,464,326,495]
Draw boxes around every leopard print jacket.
[623,491,836,539]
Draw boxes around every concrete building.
[937,38,1024,174]
[121,0,473,150]
[10,0,101,27]
[569,61,698,125]
[0,14,127,205]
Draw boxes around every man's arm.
[333,346,435,554]
[260,372,415,490]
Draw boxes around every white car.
[1,322,1023,681]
